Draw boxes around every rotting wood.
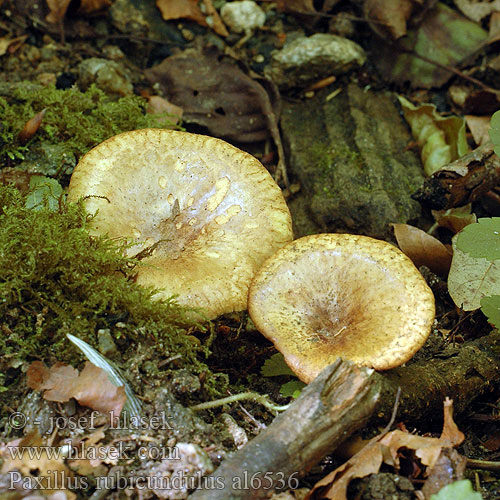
[374,329,500,424]
[189,359,381,499]
[189,330,500,498]
[412,143,500,210]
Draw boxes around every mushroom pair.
[69,130,435,383]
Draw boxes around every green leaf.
[279,380,306,399]
[25,176,63,212]
[261,353,296,377]
[456,218,500,260]
[490,110,500,157]
[448,234,500,311]
[480,295,500,329]
[430,479,482,500]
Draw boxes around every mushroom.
[68,129,292,319]
[248,233,435,383]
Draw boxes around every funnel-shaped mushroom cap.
[68,129,292,319]
[248,234,435,383]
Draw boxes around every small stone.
[220,0,266,34]
[170,369,201,395]
[265,33,366,90]
[181,28,195,41]
[37,73,57,86]
[97,328,118,356]
[77,57,133,96]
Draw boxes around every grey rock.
[77,57,133,96]
[220,1,266,34]
[281,83,424,239]
[265,33,366,89]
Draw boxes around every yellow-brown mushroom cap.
[67,129,292,319]
[248,233,435,383]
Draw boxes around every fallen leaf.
[0,35,27,56]
[145,50,281,143]
[373,3,487,88]
[277,0,341,15]
[46,0,113,23]
[46,0,71,23]
[364,0,414,40]
[431,205,477,234]
[454,0,500,22]
[307,398,464,500]
[27,361,126,416]
[490,11,500,39]
[78,0,113,15]
[447,233,500,310]
[398,95,469,175]
[392,223,452,276]
[0,168,39,193]
[156,0,228,37]
[465,115,491,146]
[0,430,76,498]
[147,95,183,126]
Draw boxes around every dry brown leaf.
[454,0,500,22]
[364,0,414,39]
[46,0,113,23]
[277,0,316,14]
[0,168,39,193]
[307,398,464,500]
[0,35,27,56]
[147,95,183,126]
[431,205,477,234]
[27,361,126,416]
[392,223,452,276]
[46,0,71,23]
[78,0,113,15]
[145,51,281,143]
[490,11,500,38]
[18,108,47,144]
[465,115,492,146]
[156,0,228,37]
[0,430,76,498]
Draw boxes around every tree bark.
[412,143,500,210]
[374,329,500,424]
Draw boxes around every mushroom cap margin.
[248,233,435,383]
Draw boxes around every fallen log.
[190,330,500,499]
[412,143,500,210]
[190,359,381,499]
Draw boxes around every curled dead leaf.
[364,0,414,40]
[465,115,492,147]
[156,0,228,37]
[27,361,126,416]
[392,223,452,276]
[306,398,464,500]
[46,0,113,23]
[18,108,46,144]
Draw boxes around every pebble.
[265,33,366,90]
[220,0,266,34]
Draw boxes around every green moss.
[0,83,177,164]
[0,186,222,396]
